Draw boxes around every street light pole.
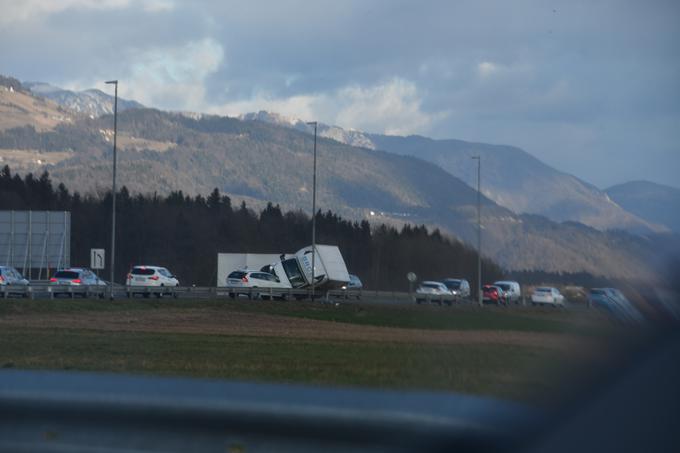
[306,121,318,301]
[472,156,482,307]
[105,80,118,300]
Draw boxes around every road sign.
[407,272,417,282]
[90,249,105,270]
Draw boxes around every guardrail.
[0,284,480,305]
[0,284,372,301]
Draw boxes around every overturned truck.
[217,244,350,293]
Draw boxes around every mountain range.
[23,81,143,118]
[240,111,666,235]
[0,74,675,279]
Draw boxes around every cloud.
[63,38,223,112]
[332,79,445,135]
[477,61,499,78]
[123,38,223,111]
[0,0,172,26]
[141,0,174,12]
[212,78,446,136]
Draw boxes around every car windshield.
[1,3,678,450]
[281,258,306,288]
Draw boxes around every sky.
[1,0,678,189]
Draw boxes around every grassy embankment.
[0,297,612,402]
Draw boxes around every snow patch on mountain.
[23,82,144,117]
[239,111,377,149]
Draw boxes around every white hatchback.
[531,287,565,307]
[226,270,291,299]
[126,266,179,296]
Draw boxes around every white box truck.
[216,253,292,287]
[271,244,350,291]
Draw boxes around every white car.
[531,287,565,307]
[415,281,453,305]
[226,270,291,299]
[126,265,179,297]
[494,281,522,304]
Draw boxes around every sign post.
[90,249,105,270]
[407,272,417,298]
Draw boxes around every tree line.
[0,166,504,290]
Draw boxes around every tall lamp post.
[306,121,318,300]
[105,80,118,300]
[471,156,482,307]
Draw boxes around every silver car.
[441,278,471,299]
[0,266,29,286]
[0,266,29,297]
[49,268,106,297]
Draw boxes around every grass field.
[0,297,616,403]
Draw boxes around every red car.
[482,285,507,305]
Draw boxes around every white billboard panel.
[217,253,293,287]
[0,211,71,277]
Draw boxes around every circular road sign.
[406,272,417,283]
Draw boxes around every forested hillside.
[0,167,503,289]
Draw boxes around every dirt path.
[0,308,594,351]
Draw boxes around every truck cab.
[271,245,350,291]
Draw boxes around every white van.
[493,281,522,304]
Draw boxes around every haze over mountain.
[240,111,663,235]
[0,75,669,280]
[606,181,680,233]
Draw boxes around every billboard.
[0,211,70,278]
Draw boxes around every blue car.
[589,288,644,324]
